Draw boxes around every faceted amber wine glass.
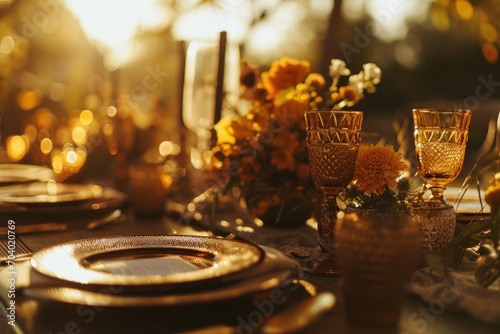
[305,110,363,276]
[413,109,472,204]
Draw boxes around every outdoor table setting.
[1,56,500,333]
[1,100,500,334]
[1,2,500,332]
[0,174,322,333]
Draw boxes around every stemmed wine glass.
[304,110,363,276]
[412,109,472,204]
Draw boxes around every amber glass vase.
[336,210,421,327]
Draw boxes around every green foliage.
[341,175,422,212]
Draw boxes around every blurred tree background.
[0,0,498,177]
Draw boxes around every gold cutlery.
[0,222,67,235]
[183,290,336,334]
[86,209,124,230]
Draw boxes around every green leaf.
[454,219,492,243]
[425,254,448,276]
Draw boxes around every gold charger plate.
[30,235,266,292]
[0,164,55,186]
[0,181,104,205]
[0,187,127,221]
[23,245,300,307]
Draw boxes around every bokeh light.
[6,135,29,161]
[455,0,474,20]
[71,126,87,146]
[17,90,41,111]
[40,138,53,154]
[107,106,117,117]
[79,109,93,125]
[0,35,15,54]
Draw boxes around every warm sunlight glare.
[172,2,250,43]
[65,0,168,69]
[342,0,431,42]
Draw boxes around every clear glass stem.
[318,196,339,254]
[428,186,447,204]
[303,195,340,276]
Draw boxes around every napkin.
[410,267,500,324]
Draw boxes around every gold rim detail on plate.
[0,182,103,204]
[24,246,300,307]
[0,164,55,185]
[30,235,265,289]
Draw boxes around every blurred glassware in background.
[128,162,173,217]
[182,39,240,170]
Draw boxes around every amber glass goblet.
[413,109,472,204]
[304,110,363,276]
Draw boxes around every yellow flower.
[271,149,295,171]
[353,145,409,195]
[231,117,257,141]
[272,130,299,153]
[485,184,500,208]
[247,105,271,131]
[305,73,326,90]
[485,173,500,207]
[274,93,310,127]
[214,117,236,145]
[262,58,310,97]
[339,86,361,104]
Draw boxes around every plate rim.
[0,182,104,204]
[0,164,55,185]
[24,246,300,307]
[30,235,266,289]
[0,187,128,220]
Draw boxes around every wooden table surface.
[1,205,500,334]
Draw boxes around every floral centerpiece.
[335,145,421,327]
[208,57,381,227]
[335,144,424,327]
[340,145,421,211]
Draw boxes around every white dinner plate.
[31,235,266,292]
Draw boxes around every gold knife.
[86,209,123,230]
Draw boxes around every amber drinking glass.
[304,110,363,276]
[412,109,472,204]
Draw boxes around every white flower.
[329,59,351,78]
[362,63,382,84]
[348,74,364,96]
